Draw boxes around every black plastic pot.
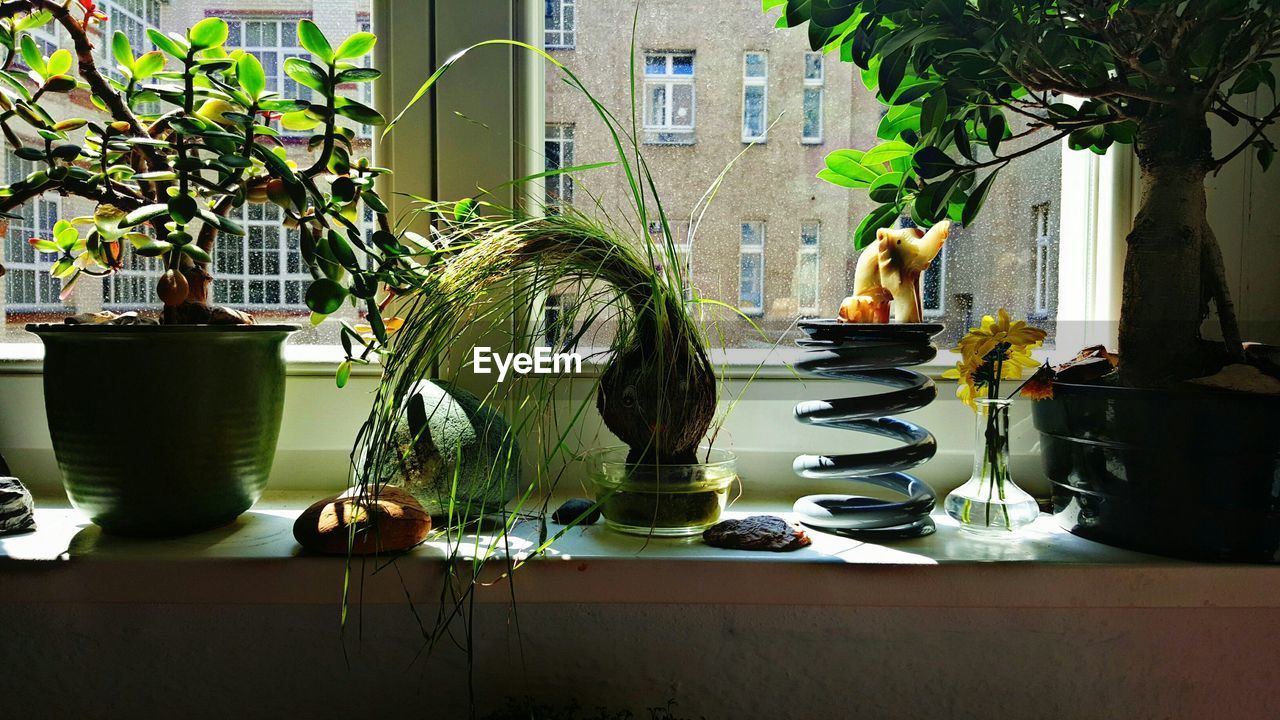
[1032,380,1280,562]
[28,323,296,536]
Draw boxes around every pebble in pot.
[371,380,520,517]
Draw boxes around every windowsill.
[0,342,384,378]
[4,493,1278,608]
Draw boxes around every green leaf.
[45,49,71,78]
[861,140,914,166]
[188,17,229,49]
[919,92,947,138]
[985,112,1007,155]
[146,28,188,59]
[334,32,376,61]
[237,52,266,99]
[1255,139,1275,171]
[868,172,905,203]
[305,277,346,315]
[112,31,134,70]
[335,359,352,388]
[281,110,323,131]
[283,57,329,95]
[168,194,198,224]
[335,67,381,84]
[19,35,45,76]
[52,219,77,251]
[180,244,212,263]
[326,229,359,270]
[823,149,882,187]
[259,99,311,112]
[878,104,920,141]
[123,203,169,227]
[1230,61,1274,96]
[196,206,245,236]
[854,203,901,251]
[912,146,955,179]
[877,51,908,102]
[962,170,999,226]
[132,51,166,79]
[94,204,129,241]
[334,98,384,125]
[297,20,334,63]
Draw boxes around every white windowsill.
[4,494,1278,609]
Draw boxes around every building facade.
[543,0,1061,349]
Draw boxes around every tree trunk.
[1119,112,1227,386]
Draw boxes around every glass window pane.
[743,85,765,138]
[671,84,693,126]
[672,54,694,75]
[744,52,767,78]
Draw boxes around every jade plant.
[769,0,1280,386]
[0,1,408,330]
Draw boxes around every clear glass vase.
[944,398,1039,535]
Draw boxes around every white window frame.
[742,51,768,143]
[2,156,61,313]
[544,123,575,209]
[103,250,162,309]
[212,202,311,311]
[642,51,696,145]
[1033,202,1054,315]
[223,15,311,138]
[795,221,820,315]
[921,244,946,317]
[739,221,765,316]
[544,0,576,50]
[802,51,824,144]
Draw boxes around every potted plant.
[344,42,742,538]
[0,4,392,535]
[769,1,1280,560]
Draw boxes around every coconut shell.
[293,486,432,555]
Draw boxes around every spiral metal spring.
[791,322,943,538]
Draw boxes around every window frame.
[795,221,820,315]
[544,122,575,209]
[742,51,768,143]
[738,220,766,317]
[2,155,61,313]
[544,0,576,51]
[802,51,824,144]
[642,51,696,145]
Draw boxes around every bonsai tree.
[767,0,1280,386]
[0,1,401,327]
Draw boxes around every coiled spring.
[791,321,943,538]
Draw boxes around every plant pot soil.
[28,323,295,536]
[1032,380,1280,562]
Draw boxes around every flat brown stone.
[293,486,432,555]
[702,515,812,552]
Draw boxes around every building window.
[648,219,692,291]
[802,52,824,144]
[544,123,575,209]
[98,0,161,77]
[795,222,820,315]
[742,51,768,143]
[225,17,310,136]
[545,0,576,50]
[739,221,765,315]
[356,16,374,140]
[103,249,162,308]
[212,203,310,309]
[643,51,695,145]
[921,244,945,316]
[1033,202,1054,315]
[2,156,60,311]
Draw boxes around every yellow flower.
[951,308,1048,362]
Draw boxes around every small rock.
[551,498,600,525]
[702,515,811,552]
[0,477,36,535]
[293,486,432,555]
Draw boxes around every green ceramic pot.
[28,323,296,536]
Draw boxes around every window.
[922,245,946,316]
[225,17,310,136]
[802,52,824,144]
[545,0,575,50]
[356,16,374,139]
[2,156,60,312]
[212,203,310,309]
[545,123,575,209]
[794,222,820,315]
[739,221,765,315]
[98,0,161,77]
[1033,203,1054,315]
[643,52,695,145]
[103,251,162,309]
[742,52,768,143]
[648,219,692,289]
